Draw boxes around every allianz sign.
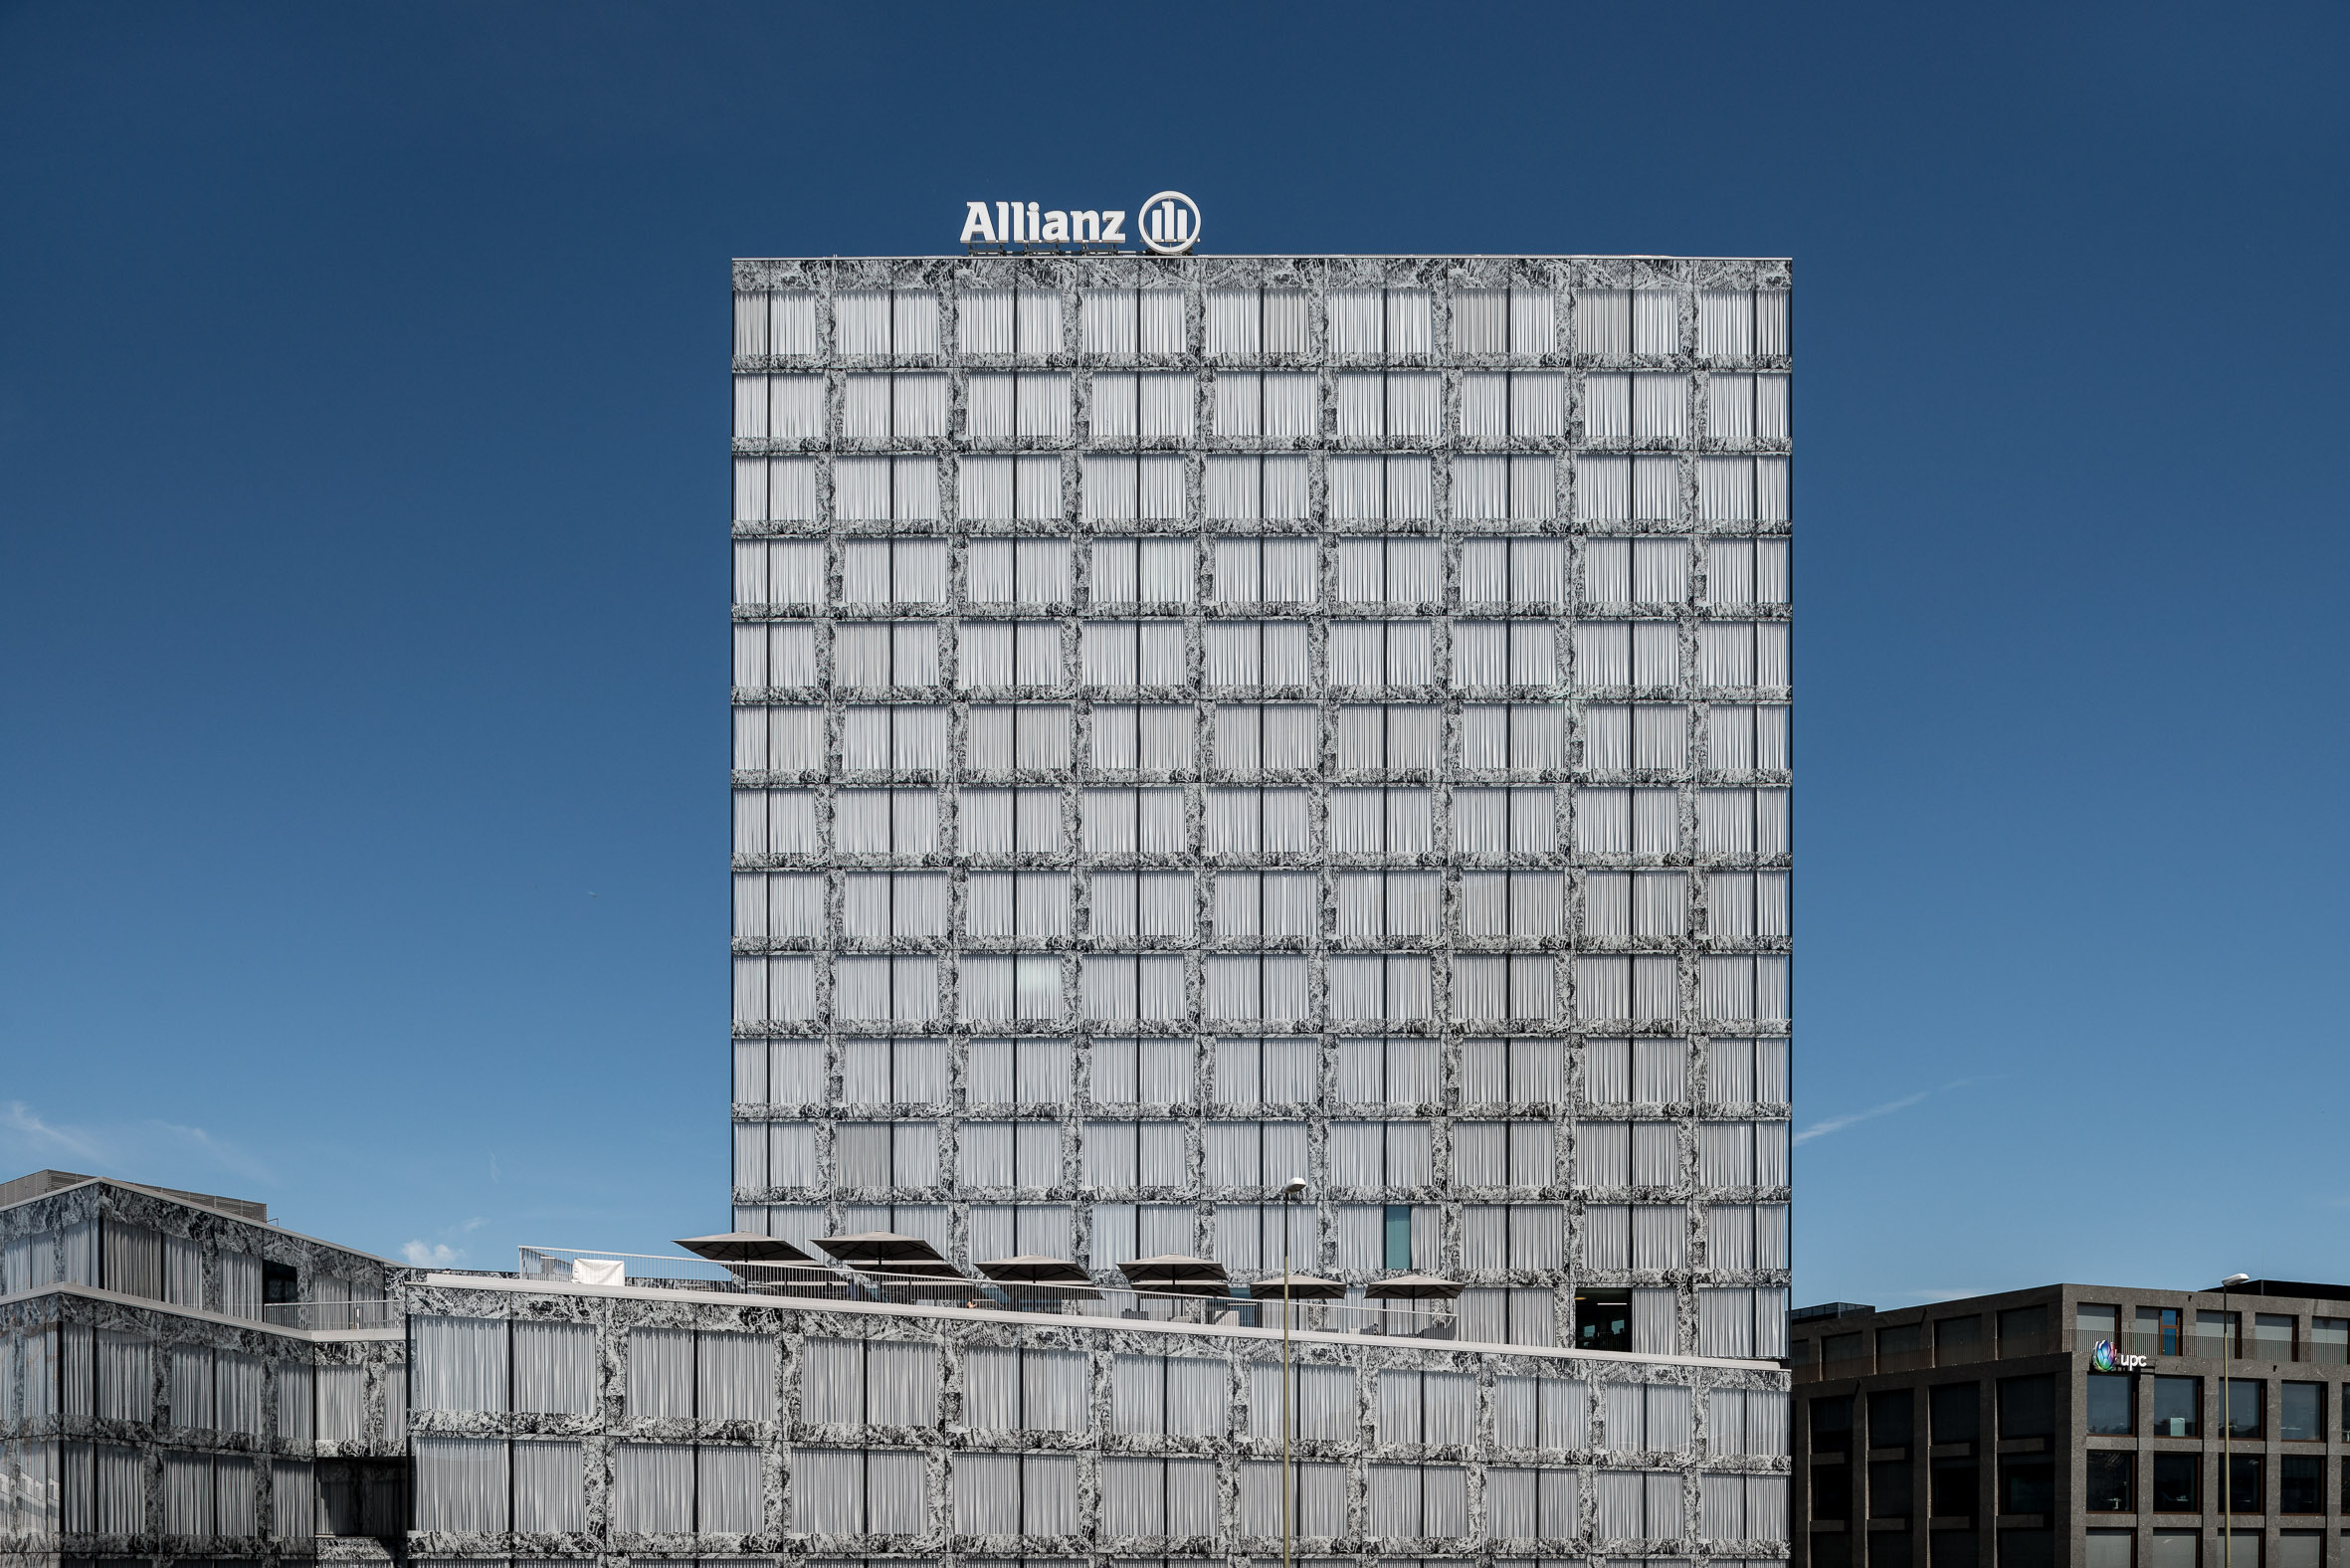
[959,191,1200,255]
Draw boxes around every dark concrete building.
[1787,1282,2350,1568]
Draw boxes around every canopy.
[1364,1273,1463,1301]
[1119,1254,1230,1296]
[674,1232,814,1268]
[976,1255,1093,1285]
[815,1232,952,1274]
[1248,1272,1347,1301]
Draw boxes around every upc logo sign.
[1137,191,1201,255]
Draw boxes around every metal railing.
[261,1299,398,1330]
[509,1248,1459,1338]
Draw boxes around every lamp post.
[1280,1176,1307,1568]
[2221,1274,2250,1568]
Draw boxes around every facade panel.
[729,253,1794,1352]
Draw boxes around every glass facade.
[727,255,1794,1350]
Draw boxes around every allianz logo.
[959,191,1200,256]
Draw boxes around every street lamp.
[1279,1176,1307,1568]
[2221,1274,2251,1568]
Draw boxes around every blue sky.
[1,2,2343,1303]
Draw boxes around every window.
[1333,704,1442,769]
[2254,1313,2296,1362]
[1333,536,1442,601]
[1202,288,1308,358]
[2196,1310,2241,1359]
[2086,1452,2134,1513]
[1328,620,1436,686]
[955,621,1062,688]
[1813,1463,1854,1521]
[839,1038,951,1103]
[2151,1453,2201,1512]
[1334,376,1442,443]
[1931,1384,1980,1446]
[2077,1302,2122,1351]
[1460,372,1567,439]
[1326,787,1435,854]
[1870,1455,1913,1518]
[1870,1325,1926,1363]
[2277,1533,2321,1568]
[1812,1394,1855,1453]
[842,873,953,937]
[2138,1305,2184,1357]
[1931,1456,1980,1518]
[1209,1038,1317,1106]
[837,703,951,770]
[1458,539,1568,611]
[2086,1373,2136,1435]
[1999,1456,2055,1514]
[1581,701,1688,770]
[968,533,1074,606]
[1576,786,1678,854]
[1454,620,1559,686]
[1079,454,1185,521]
[1572,620,1678,686]
[1201,620,1310,686]
[1460,1038,1564,1106]
[1575,1289,1631,1352]
[1211,873,1315,937]
[1080,787,1185,853]
[2151,1531,2199,1568]
[2281,1381,2323,1441]
[1870,1388,1915,1449]
[1201,454,1312,519]
[1203,787,1313,855]
[2229,1453,2262,1514]
[1210,370,1318,438]
[2279,1455,2322,1514]
[1998,1375,2054,1439]
[1086,373,1194,442]
[1383,1205,1414,1269]
[1937,1316,1984,1362]
[957,288,1060,356]
[1454,288,1556,355]
[1213,703,1319,768]
[959,787,1062,855]
[1327,1121,1434,1186]
[1087,872,1193,939]
[1452,1122,1555,1188]
[1080,288,1184,357]
[1208,535,1316,602]
[2225,1377,2263,1438]
[832,1122,938,1187]
[2151,1375,2201,1437]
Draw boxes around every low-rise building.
[1,1167,1793,1566]
[1788,1282,2350,1568]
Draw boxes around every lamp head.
[2222,1273,2252,1287]
[1280,1176,1308,1199]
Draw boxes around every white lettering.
[956,197,1180,252]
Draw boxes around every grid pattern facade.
[401,1274,1791,1563]
[727,253,1794,1353]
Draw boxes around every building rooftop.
[0,1166,269,1224]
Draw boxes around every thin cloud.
[1793,1076,2002,1147]
[147,1119,275,1184]
[1794,1091,1929,1145]
[0,1099,271,1186]
[402,1241,465,1267]
[0,1100,109,1162]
